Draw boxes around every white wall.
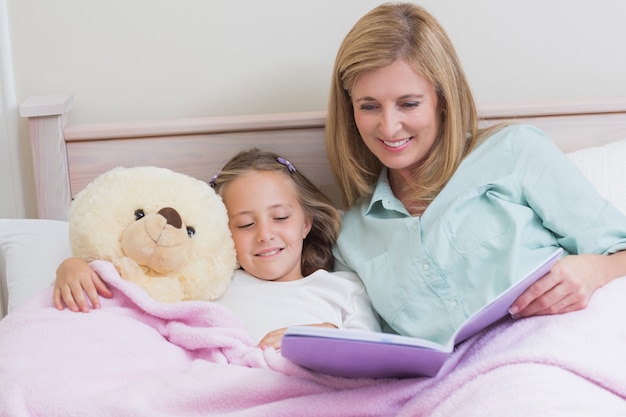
[3,0,626,218]
[1,0,24,219]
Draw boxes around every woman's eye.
[359,104,377,111]
[401,101,420,108]
[275,216,289,222]
[134,209,145,220]
[237,223,254,229]
[186,227,195,238]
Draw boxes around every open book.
[281,248,564,379]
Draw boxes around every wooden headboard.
[20,95,626,220]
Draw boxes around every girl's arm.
[53,257,113,312]
[257,323,337,350]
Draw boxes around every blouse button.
[422,263,430,271]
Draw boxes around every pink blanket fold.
[1,260,626,417]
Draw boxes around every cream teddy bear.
[69,166,237,303]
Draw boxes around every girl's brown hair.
[211,148,342,275]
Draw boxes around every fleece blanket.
[1,260,625,417]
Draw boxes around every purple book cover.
[281,248,563,379]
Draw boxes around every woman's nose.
[379,107,401,138]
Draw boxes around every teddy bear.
[68,166,237,303]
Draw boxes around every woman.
[326,2,626,344]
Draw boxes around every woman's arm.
[510,250,626,318]
[508,127,626,318]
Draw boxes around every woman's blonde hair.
[326,2,500,210]
[211,148,342,275]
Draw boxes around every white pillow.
[566,138,626,215]
[0,218,71,316]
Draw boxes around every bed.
[1,94,626,416]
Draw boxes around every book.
[281,248,564,379]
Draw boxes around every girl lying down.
[53,148,381,348]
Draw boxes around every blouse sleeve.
[511,124,626,255]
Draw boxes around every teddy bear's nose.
[158,207,182,229]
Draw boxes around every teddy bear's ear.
[172,171,237,301]
[69,167,131,262]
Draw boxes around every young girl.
[53,148,380,349]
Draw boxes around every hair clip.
[208,171,221,188]
[277,157,296,173]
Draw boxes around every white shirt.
[216,269,381,342]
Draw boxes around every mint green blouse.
[333,124,626,344]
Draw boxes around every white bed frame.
[19,94,626,220]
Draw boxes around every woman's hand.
[258,323,338,350]
[510,251,626,318]
[53,257,113,312]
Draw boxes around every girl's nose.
[256,221,274,242]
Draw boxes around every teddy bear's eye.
[134,209,145,220]
[186,227,196,238]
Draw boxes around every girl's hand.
[509,252,626,318]
[53,257,113,312]
[258,323,338,350]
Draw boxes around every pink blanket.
[1,260,626,416]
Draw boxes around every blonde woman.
[326,2,626,344]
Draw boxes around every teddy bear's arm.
[115,257,185,303]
